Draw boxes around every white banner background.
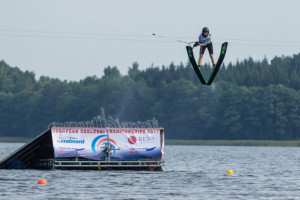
[51,127,163,161]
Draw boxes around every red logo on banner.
[128,136,137,144]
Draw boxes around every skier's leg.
[198,54,204,66]
[207,43,215,67]
[198,46,206,66]
[209,54,216,66]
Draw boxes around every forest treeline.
[0,53,300,140]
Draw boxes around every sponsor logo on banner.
[128,136,137,144]
[58,148,85,152]
[57,137,85,144]
[129,147,156,154]
[138,136,155,143]
[91,135,118,155]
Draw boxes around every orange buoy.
[37,179,47,185]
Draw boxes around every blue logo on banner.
[57,137,85,144]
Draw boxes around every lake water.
[0,143,300,200]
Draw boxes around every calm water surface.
[0,143,300,200]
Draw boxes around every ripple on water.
[1,145,300,199]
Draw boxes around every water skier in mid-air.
[193,27,215,68]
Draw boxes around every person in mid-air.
[193,27,215,67]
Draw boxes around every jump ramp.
[0,129,53,169]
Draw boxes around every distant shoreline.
[0,137,32,143]
[166,140,300,147]
[1,137,300,147]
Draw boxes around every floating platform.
[35,157,164,171]
[0,127,165,171]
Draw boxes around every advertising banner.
[51,127,164,161]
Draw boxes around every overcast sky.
[1,0,300,80]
